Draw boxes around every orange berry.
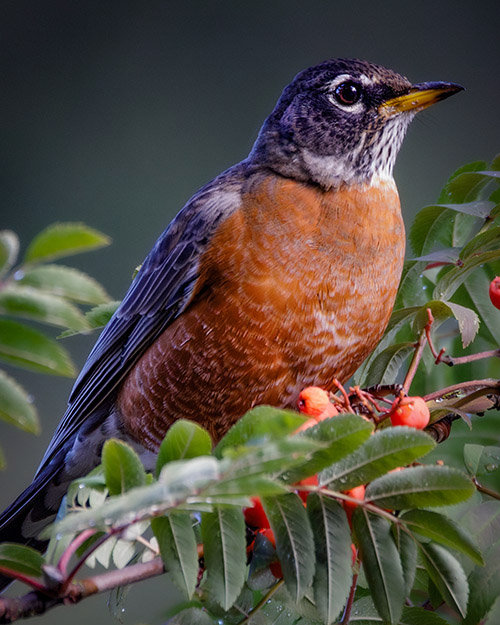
[244,497,270,528]
[390,396,430,429]
[295,474,319,503]
[489,277,500,309]
[343,484,366,525]
[298,387,338,420]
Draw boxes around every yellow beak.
[381,81,464,115]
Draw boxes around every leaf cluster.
[0,223,117,465]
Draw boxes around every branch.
[0,557,165,624]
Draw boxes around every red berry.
[295,474,319,503]
[259,528,283,578]
[270,561,283,578]
[297,387,339,421]
[343,484,366,525]
[490,277,500,309]
[243,497,270,528]
[298,387,332,417]
[390,396,430,429]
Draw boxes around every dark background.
[1,1,499,623]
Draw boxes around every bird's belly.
[117,176,405,449]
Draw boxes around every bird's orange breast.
[117,174,405,449]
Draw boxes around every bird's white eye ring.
[334,81,362,106]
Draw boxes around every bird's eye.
[334,81,362,106]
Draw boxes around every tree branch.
[0,557,165,624]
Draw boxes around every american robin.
[0,58,462,569]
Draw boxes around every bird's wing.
[37,168,244,471]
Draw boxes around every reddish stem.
[0,567,47,593]
[57,529,96,576]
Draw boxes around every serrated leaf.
[395,261,429,308]
[362,342,415,386]
[418,542,469,617]
[461,270,500,344]
[0,318,76,376]
[24,222,110,264]
[307,494,352,624]
[401,510,483,565]
[112,537,136,569]
[0,230,19,277]
[399,606,449,625]
[0,543,45,578]
[17,264,110,305]
[413,300,479,348]
[483,595,500,625]
[465,540,500,625]
[433,201,494,219]
[353,508,405,624]
[151,512,198,599]
[393,525,417,596]
[156,420,213,475]
[365,465,474,509]
[165,607,216,625]
[320,428,435,491]
[0,285,89,330]
[434,248,500,301]
[0,368,39,433]
[413,247,461,263]
[51,456,221,535]
[262,493,315,602]
[201,506,246,610]
[214,406,306,458]
[101,439,147,495]
[284,414,373,483]
[58,300,120,338]
[463,444,500,477]
[460,226,500,259]
[410,205,476,257]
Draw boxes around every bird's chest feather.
[199,175,405,369]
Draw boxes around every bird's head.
[250,58,463,189]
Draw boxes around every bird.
[0,58,462,577]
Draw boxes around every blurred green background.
[1,1,499,623]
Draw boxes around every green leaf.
[151,512,198,599]
[352,509,405,624]
[262,492,315,602]
[0,368,39,433]
[484,595,500,625]
[418,542,469,617]
[0,230,19,277]
[395,261,429,308]
[393,525,417,596]
[410,205,476,256]
[401,510,483,565]
[321,428,435,491]
[214,405,306,458]
[101,439,147,495]
[399,606,449,625]
[156,420,213,475]
[461,270,500,345]
[201,506,246,611]
[362,342,415,386]
[284,414,373,483]
[434,248,500,302]
[0,318,76,376]
[412,300,479,348]
[306,494,352,624]
[58,301,120,338]
[0,543,45,578]
[165,607,216,625]
[24,222,110,264]
[460,226,500,259]
[464,444,500,477]
[0,445,4,469]
[17,264,110,305]
[0,286,89,330]
[365,465,475,510]
[465,541,500,625]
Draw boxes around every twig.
[473,477,500,502]
[339,573,358,624]
[0,557,165,624]
[57,529,96,576]
[440,348,500,367]
[236,579,284,625]
[403,308,435,392]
